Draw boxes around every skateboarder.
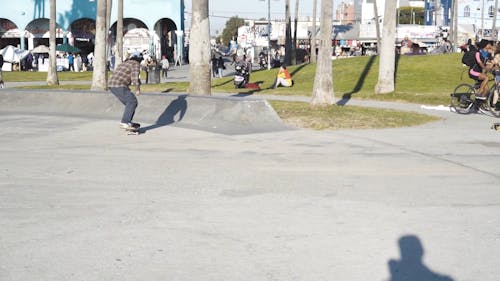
[108,51,143,130]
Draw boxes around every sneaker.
[120,122,133,130]
[120,122,140,130]
[475,95,487,100]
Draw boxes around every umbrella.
[31,45,50,54]
[55,43,80,53]
[0,45,30,63]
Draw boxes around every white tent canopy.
[31,45,50,54]
[0,45,29,63]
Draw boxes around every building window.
[464,6,470,17]
[489,5,495,17]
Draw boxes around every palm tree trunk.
[311,0,334,106]
[284,0,293,66]
[292,0,299,65]
[449,0,457,48]
[373,0,381,54]
[115,0,124,68]
[310,0,317,63]
[492,0,499,41]
[91,0,108,91]
[188,0,211,95]
[375,0,397,94]
[106,0,112,59]
[46,0,59,85]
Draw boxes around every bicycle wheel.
[486,87,500,117]
[451,83,475,114]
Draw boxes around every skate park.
[1,77,499,281]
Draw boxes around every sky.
[184,0,329,35]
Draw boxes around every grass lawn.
[5,53,467,106]
[4,53,466,130]
[270,100,440,130]
[216,52,468,106]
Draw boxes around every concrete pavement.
[0,78,500,281]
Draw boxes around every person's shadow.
[388,235,454,281]
[141,95,187,132]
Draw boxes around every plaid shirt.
[108,59,141,89]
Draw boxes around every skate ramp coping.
[0,90,289,135]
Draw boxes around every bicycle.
[450,80,500,117]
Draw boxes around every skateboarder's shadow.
[141,95,187,132]
[387,235,455,281]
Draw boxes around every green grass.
[6,53,468,106]
[3,71,94,81]
[212,53,468,106]
[270,100,440,130]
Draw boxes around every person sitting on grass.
[271,65,292,88]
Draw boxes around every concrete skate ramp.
[0,90,289,135]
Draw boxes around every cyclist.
[469,39,494,99]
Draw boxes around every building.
[359,0,440,45]
[0,0,185,63]
[336,1,357,25]
[456,0,500,41]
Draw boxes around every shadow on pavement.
[141,95,187,133]
[387,235,455,281]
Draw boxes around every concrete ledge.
[0,89,290,135]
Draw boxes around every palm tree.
[292,0,299,65]
[492,0,498,41]
[106,0,112,70]
[374,0,397,94]
[188,0,211,95]
[46,0,59,85]
[284,0,293,66]
[115,0,124,69]
[310,0,317,63]
[449,0,458,47]
[373,0,381,54]
[311,0,334,106]
[91,0,108,91]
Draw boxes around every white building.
[457,0,500,41]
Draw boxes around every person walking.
[67,53,74,71]
[217,56,225,78]
[211,54,218,78]
[108,52,143,130]
[160,55,169,80]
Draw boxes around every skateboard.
[122,123,141,135]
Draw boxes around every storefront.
[0,0,185,69]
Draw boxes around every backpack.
[461,45,478,67]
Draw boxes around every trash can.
[146,66,161,84]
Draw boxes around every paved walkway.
[0,66,499,281]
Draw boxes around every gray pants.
[110,87,137,123]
